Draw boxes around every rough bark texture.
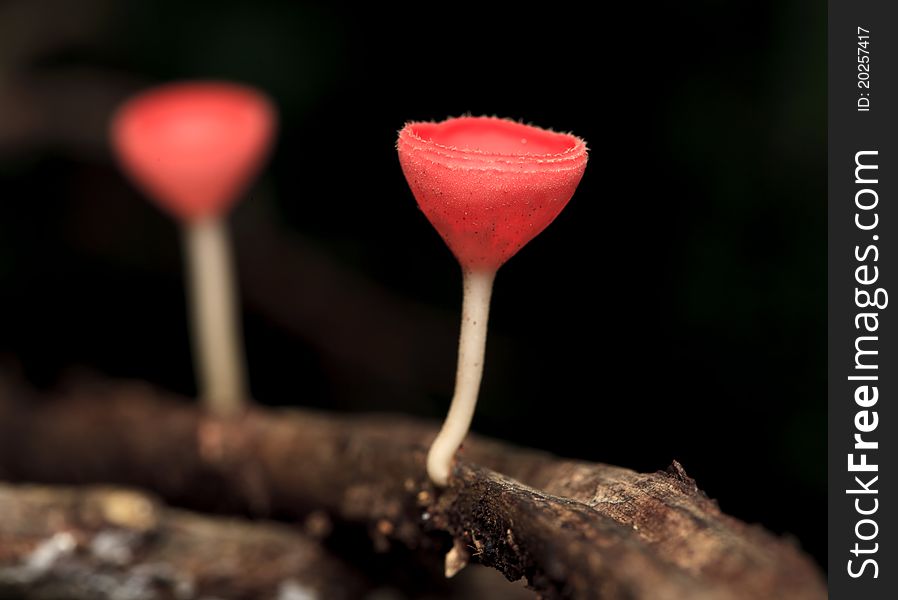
[0,375,826,600]
[0,483,531,600]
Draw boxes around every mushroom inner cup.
[410,119,578,156]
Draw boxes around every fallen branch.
[0,375,826,599]
[0,483,365,599]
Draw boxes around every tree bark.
[0,483,365,600]
[0,374,826,600]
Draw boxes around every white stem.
[183,216,248,417]
[427,268,496,486]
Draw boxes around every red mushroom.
[111,81,276,417]
[398,116,587,485]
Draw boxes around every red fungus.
[111,81,277,417]
[397,116,587,271]
[398,116,587,486]
[111,82,275,222]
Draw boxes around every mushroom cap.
[111,81,276,222]
[397,116,587,270]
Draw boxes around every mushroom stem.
[183,216,248,417]
[427,268,496,486]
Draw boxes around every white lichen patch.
[277,579,319,600]
[26,531,77,572]
[90,530,138,566]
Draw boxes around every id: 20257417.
[857,27,871,112]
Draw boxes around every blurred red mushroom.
[111,81,277,416]
[398,116,587,485]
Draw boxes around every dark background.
[0,0,825,566]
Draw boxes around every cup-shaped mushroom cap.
[111,81,276,222]
[397,116,587,270]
